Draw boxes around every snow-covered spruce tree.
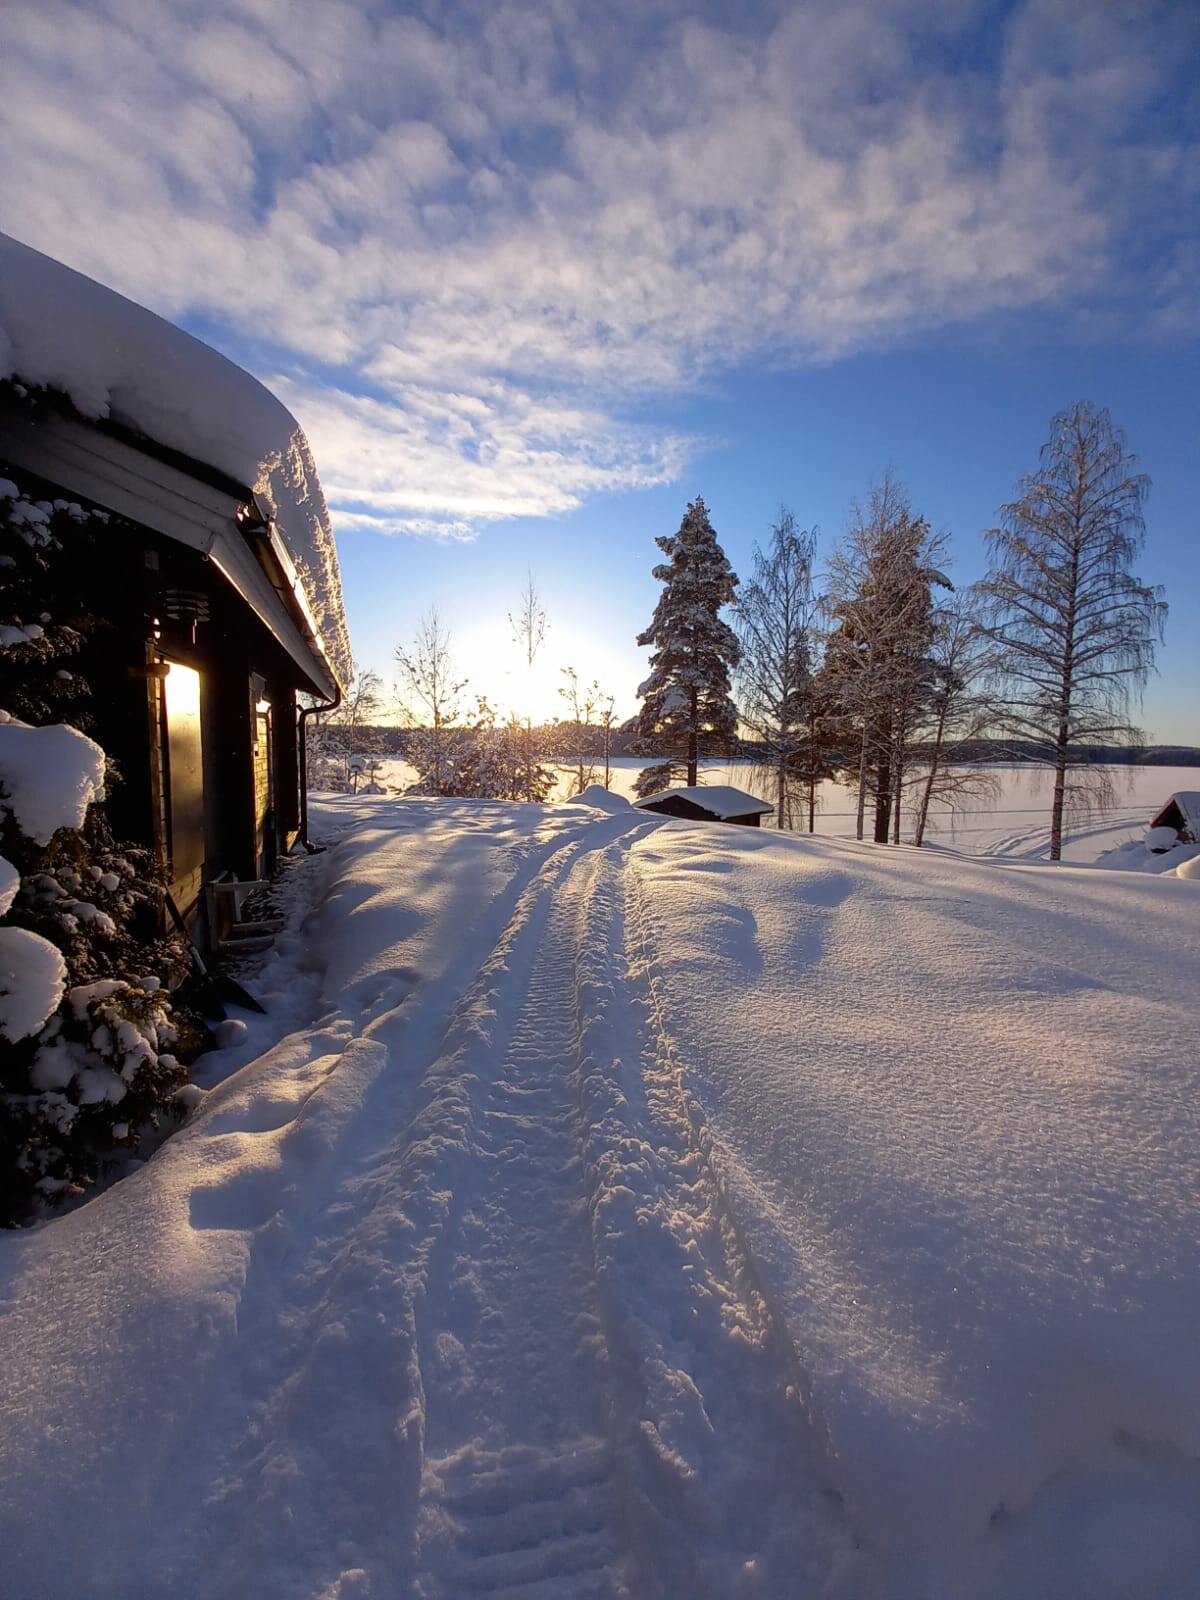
[636,497,740,788]
[0,477,196,1222]
[977,402,1166,861]
[733,508,822,829]
[823,475,950,842]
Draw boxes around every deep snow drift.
[2,795,1199,1599]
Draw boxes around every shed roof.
[0,232,350,689]
[1149,792,1200,830]
[634,785,773,818]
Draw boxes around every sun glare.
[457,622,615,726]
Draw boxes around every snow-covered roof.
[0,232,350,688]
[1149,792,1200,835]
[634,784,772,818]
[1155,791,1200,818]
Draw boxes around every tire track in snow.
[571,835,848,1596]
[412,844,641,1598]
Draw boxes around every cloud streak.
[2,0,1196,537]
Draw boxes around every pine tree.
[978,402,1166,861]
[636,497,740,788]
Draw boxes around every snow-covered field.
[3,789,1200,1599]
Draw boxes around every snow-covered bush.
[0,472,200,1222]
[404,699,556,801]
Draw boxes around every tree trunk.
[855,724,869,840]
[914,696,949,848]
[1050,721,1069,861]
[873,750,891,843]
[807,713,818,833]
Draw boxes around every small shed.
[634,785,773,826]
[1147,792,1200,850]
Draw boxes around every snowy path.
[412,834,627,1598]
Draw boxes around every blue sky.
[2,0,1197,739]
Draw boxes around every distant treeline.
[733,737,1200,767]
[344,724,649,759]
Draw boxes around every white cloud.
[270,375,697,536]
[1,0,1195,534]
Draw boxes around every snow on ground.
[2,792,1199,1598]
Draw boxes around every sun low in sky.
[3,0,1197,740]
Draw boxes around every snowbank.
[0,232,350,685]
[631,825,1200,1594]
[0,718,106,844]
[561,782,631,813]
[1144,825,1180,853]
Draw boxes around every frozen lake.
[352,757,1194,866]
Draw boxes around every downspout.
[235,499,344,855]
[297,682,342,852]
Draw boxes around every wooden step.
[217,934,275,956]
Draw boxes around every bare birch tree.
[910,590,997,847]
[509,571,548,802]
[734,508,820,829]
[559,667,612,795]
[307,661,382,791]
[978,402,1167,860]
[394,607,467,795]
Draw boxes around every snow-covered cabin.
[634,785,773,826]
[0,232,350,946]
[1147,792,1200,850]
